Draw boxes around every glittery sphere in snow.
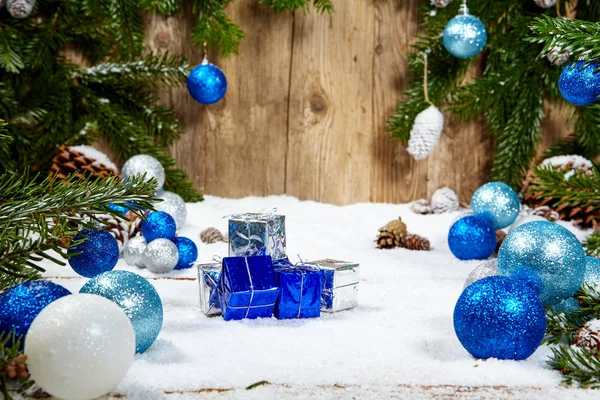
[508,215,547,232]
[80,271,163,353]
[463,258,498,289]
[498,221,586,306]
[551,297,581,314]
[144,238,179,273]
[142,211,177,242]
[534,0,557,8]
[25,294,135,400]
[123,235,147,268]
[448,214,497,260]
[187,61,227,105]
[407,105,444,160]
[454,276,546,360]
[68,229,119,278]
[443,14,487,59]
[7,0,34,18]
[471,182,520,229]
[559,61,600,106]
[173,236,198,270]
[431,0,452,8]
[155,191,187,228]
[584,256,600,286]
[0,281,71,347]
[121,154,165,192]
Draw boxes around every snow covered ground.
[42,196,598,399]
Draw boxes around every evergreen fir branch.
[141,0,184,16]
[545,285,600,345]
[0,25,25,73]
[544,135,595,159]
[528,165,600,210]
[573,104,600,158]
[0,332,33,400]
[548,345,600,388]
[103,0,146,59]
[584,231,600,258]
[259,0,333,13]
[192,3,245,57]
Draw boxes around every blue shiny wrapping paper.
[306,259,359,313]
[274,262,322,319]
[229,213,286,260]
[219,256,279,321]
[197,262,222,316]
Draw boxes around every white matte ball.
[155,191,187,228]
[25,294,135,400]
[144,238,179,273]
[508,215,547,232]
[123,235,147,268]
[121,154,165,192]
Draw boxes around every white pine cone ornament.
[534,0,557,8]
[431,0,452,7]
[99,212,143,254]
[547,46,570,66]
[407,105,444,160]
[431,187,459,214]
[411,199,433,215]
[7,0,34,18]
[574,319,600,356]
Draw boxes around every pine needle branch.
[0,332,33,400]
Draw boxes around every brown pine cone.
[399,233,431,251]
[376,218,407,249]
[1,354,28,380]
[99,212,143,254]
[530,206,559,222]
[200,227,226,244]
[574,319,600,356]
[50,145,119,181]
[495,230,507,253]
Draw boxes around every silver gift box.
[197,262,222,316]
[305,258,359,313]
[228,212,286,260]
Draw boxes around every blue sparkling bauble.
[80,271,163,353]
[454,276,546,360]
[471,182,520,230]
[108,203,129,215]
[552,297,581,314]
[443,14,487,59]
[173,236,198,270]
[448,214,497,260]
[187,61,227,105]
[498,221,586,306]
[559,61,600,106]
[68,229,119,278]
[142,211,177,242]
[0,281,71,347]
[584,256,600,286]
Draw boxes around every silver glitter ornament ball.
[431,0,452,7]
[7,0,35,18]
[121,155,165,192]
[155,191,187,228]
[144,239,178,274]
[463,258,498,289]
[534,0,557,8]
[123,236,147,268]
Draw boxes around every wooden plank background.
[141,0,569,205]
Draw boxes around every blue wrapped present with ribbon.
[219,255,279,321]
[274,259,322,320]
[197,262,221,316]
[228,212,286,260]
[306,259,359,313]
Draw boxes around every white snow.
[40,196,597,398]
[541,155,593,170]
[69,145,119,172]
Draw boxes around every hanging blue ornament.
[448,214,497,260]
[471,182,520,230]
[0,281,71,347]
[80,270,163,353]
[187,59,227,105]
[454,276,546,360]
[173,236,198,270]
[142,211,177,242]
[68,229,119,278]
[443,4,487,59]
[551,297,581,314]
[498,221,586,306]
[584,256,600,286]
[559,61,600,106]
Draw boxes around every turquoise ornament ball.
[559,61,600,106]
[471,182,520,230]
[443,14,487,59]
[584,256,600,286]
[187,61,227,105]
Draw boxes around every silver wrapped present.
[306,259,359,313]
[228,212,286,260]
[197,262,222,316]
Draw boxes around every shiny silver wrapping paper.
[197,262,222,316]
[306,259,359,313]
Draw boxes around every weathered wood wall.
[144,0,569,205]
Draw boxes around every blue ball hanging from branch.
[187,58,227,105]
[443,1,487,59]
[559,61,600,106]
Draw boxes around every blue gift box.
[219,256,279,321]
[274,260,322,320]
[228,213,286,260]
[197,262,221,316]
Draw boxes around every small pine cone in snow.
[411,199,432,215]
[431,0,452,7]
[376,218,408,249]
[7,0,34,18]
[574,319,600,356]
[431,187,459,214]
[99,212,142,254]
[200,227,226,244]
[407,105,444,160]
[399,233,431,251]
[495,230,507,253]
[1,354,28,380]
[50,145,119,181]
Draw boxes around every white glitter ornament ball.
[155,191,187,228]
[144,238,179,273]
[534,0,557,8]
[121,155,165,192]
[123,235,147,268]
[509,215,547,232]
[25,294,135,400]
[463,259,498,289]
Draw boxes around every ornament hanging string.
[556,0,561,17]
[459,0,468,15]
[423,52,434,107]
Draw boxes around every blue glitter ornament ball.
[559,61,600,106]
[68,229,119,278]
[80,271,163,353]
[187,60,227,105]
[448,214,497,260]
[0,281,71,347]
[454,276,546,360]
[142,211,177,242]
[173,236,198,270]
[498,221,586,306]
[584,256,600,286]
[443,14,487,59]
[471,182,520,230]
